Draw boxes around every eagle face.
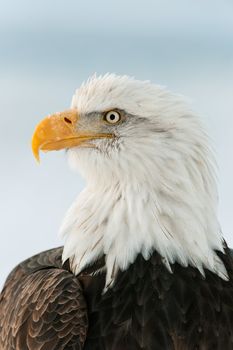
[32,74,227,289]
[32,74,190,183]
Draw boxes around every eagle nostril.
[64,117,72,124]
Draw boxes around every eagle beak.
[31,110,113,162]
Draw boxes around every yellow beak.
[31,110,112,162]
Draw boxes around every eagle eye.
[104,111,121,124]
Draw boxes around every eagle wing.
[0,247,88,350]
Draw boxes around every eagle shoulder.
[0,247,88,350]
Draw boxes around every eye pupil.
[110,114,115,120]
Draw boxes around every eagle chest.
[81,254,185,350]
[81,252,233,350]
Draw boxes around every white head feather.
[60,73,227,289]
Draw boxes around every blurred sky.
[0,0,233,288]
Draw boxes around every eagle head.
[32,74,227,289]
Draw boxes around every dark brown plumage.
[1,246,233,349]
[0,248,87,350]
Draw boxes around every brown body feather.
[1,246,233,349]
[0,248,87,350]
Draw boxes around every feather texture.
[0,248,88,350]
[1,247,233,349]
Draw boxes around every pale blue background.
[0,0,233,288]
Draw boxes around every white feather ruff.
[60,74,227,289]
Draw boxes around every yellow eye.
[104,111,121,124]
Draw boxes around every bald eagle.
[1,74,233,350]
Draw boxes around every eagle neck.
[61,177,227,289]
